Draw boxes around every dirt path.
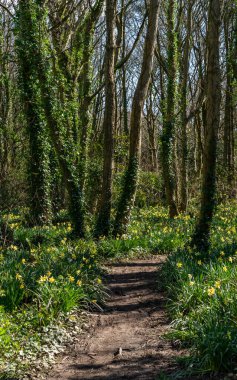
[47,257,185,380]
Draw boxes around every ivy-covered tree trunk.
[160,0,178,218]
[191,0,221,253]
[50,150,65,214]
[38,67,85,238]
[94,0,117,238]
[38,63,85,238]
[77,1,104,191]
[114,0,160,236]
[15,0,52,226]
[16,0,85,237]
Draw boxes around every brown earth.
[46,257,207,380]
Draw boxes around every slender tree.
[179,1,193,212]
[121,0,129,136]
[114,0,160,235]
[94,0,117,237]
[223,6,235,185]
[191,0,221,252]
[160,0,178,218]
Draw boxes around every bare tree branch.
[0,2,14,18]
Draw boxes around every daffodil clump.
[0,211,104,377]
[160,200,237,375]
[98,206,194,258]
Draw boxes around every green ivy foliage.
[15,0,52,225]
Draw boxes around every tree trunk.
[179,2,192,212]
[77,1,104,191]
[121,0,129,136]
[223,10,234,186]
[114,0,160,236]
[94,0,117,238]
[17,0,85,237]
[16,0,52,226]
[191,0,221,253]
[194,113,203,177]
[160,0,178,218]
[147,87,158,172]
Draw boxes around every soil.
[46,257,204,380]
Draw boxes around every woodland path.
[47,257,187,380]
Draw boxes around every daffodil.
[10,245,18,251]
[207,287,215,296]
[176,262,183,268]
[38,275,48,283]
[215,281,221,289]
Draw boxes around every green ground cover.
[0,200,236,378]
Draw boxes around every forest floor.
[1,205,236,379]
[47,256,209,380]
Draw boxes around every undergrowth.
[160,201,237,377]
[0,213,104,378]
[0,201,237,378]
